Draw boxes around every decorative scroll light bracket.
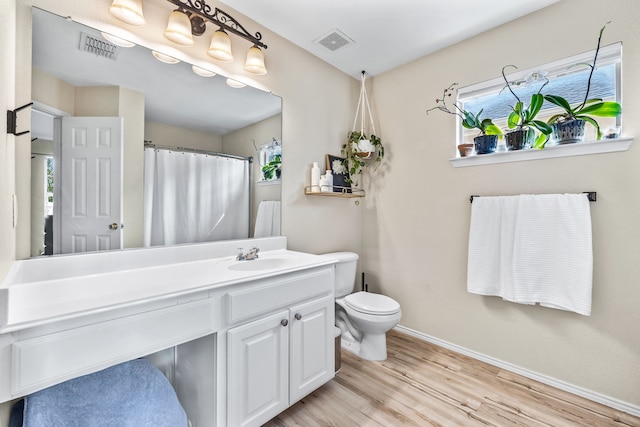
[6,102,33,136]
[166,0,267,49]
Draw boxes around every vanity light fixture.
[192,65,216,77]
[108,0,146,26]
[226,78,246,88]
[101,32,136,48]
[163,10,195,46]
[151,50,180,64]
[163,0,268,74]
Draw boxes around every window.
[456,42,622,146]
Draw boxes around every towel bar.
[469,192,596,203]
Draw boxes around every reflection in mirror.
[30,7,282,257]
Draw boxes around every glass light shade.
[192,65,217,77]
[207,29,233,62]
[226,78,246,88]
[108,0,145,26]
[244,46,267,75]
[164,10,194,46]
[101,32,135,48]
[151,50,180,64]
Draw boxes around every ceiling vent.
[315,29,354,52]
[79,32,120,60]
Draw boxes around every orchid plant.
[543,22,622,140]
[501,65,553,149]
[427,83,502,137]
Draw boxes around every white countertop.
[0,238,337,332]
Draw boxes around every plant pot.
[552,120,586,144]
[473,135,498,155]
[457,143,474,157]
[356,151,374,159]
[505,129,533,151]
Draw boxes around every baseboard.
[394,325,640,418]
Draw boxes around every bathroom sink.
[227,258,291,272]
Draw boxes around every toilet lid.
[344,292,400,315]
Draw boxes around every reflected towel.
[22,358,187,427]
[467,194,593,315]
[254,201,281,238]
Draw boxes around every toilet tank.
[323,252,359,297]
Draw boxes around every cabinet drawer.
[227,267,333,324]
[12,299,215,396]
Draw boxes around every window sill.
[257,179,281,186]
[450,137,633,168]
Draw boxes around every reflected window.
[257,138,281,181]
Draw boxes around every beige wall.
[144,121,223,151]
[367,0,640,408]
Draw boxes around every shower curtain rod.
[470,192,597,203]
[144,142,253,162]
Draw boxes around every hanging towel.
[254,201,281,238]
[467,194,593,315]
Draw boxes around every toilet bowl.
[324,252,401,361]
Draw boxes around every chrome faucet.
[237,246,260,261]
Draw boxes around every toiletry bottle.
[319,174,329,192]
[311,162,321,192]
[325,169,333,191]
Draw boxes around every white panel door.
[289,296,334,403]
[57,117,123,254]
[227,310,289,427]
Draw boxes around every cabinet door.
[289,295,335,403]
[227,310,289,427]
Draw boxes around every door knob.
[108,223,119,230]
[294,313,302,320]
[280,319,288,327]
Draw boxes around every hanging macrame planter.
[342,71,384,186]
[350,71,381,159]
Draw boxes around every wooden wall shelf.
[304,186,365,198]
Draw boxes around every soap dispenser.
[325,169,333,190]
[319,173,330,192]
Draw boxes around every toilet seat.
[344,292,400,315]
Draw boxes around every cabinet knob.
[294,313,302,320]
[280,319,288,327]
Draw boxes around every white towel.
[467,194,593,315]
[254,201,281,238]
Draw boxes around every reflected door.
[56,116,123,254]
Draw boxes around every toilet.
[325,252,401,361]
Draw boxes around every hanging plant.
[341,71,385,186]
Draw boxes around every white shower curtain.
[143,148,250,247]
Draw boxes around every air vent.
[315,29,353,52]
[79,32,120,60]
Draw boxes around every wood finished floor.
[264,330,640,427]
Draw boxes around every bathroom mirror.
[30,7,282,257]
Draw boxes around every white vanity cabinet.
[226,270,335,427]
[0,240,338,427]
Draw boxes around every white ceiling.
[221,0,561,78]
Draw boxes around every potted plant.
[427,83,503,155]
[341,130,384,186]
[501,66,553,150]
[544,23,622,144]
[261,155,281,180]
